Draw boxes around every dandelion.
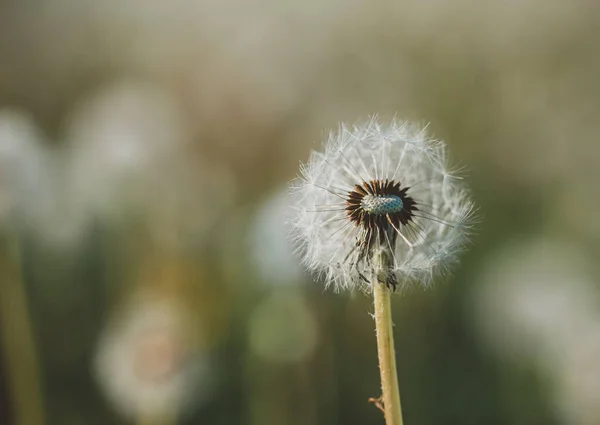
[0,111,49,425]
[94,294,210,423]
[292,118,474,292]
[65,81,237,247]
[290,118,475,425]
[0,110,90,246]
[65,81,188,220]
[472,238,600,425]
[250,190,304,286]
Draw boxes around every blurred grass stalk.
[373,252,403,425]
[0,235,46,425]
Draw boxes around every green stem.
[0,235,46,425]
[372,252,404,425]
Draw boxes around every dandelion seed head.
[94,294,211,419]
[290,118,476,293]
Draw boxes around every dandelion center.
[343,178,419,289]
[345,179,417,231]
[361,194,404,215]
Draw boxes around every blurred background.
[0,0,599,424]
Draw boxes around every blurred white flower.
[555,328,600,425]
[66,81,188,218]
[0,111,44,179]
[94,293,210,419]
[249,190,304,286]
[471,238,599,361]
[0,110,89,245]
[65,81,237,246]
[291,118,475,292]
[0,110,44,225]
[472,238,600,424]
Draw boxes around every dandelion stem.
[372,251,403,425]
[0,234,46,425]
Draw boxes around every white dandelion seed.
[290,118,476,293]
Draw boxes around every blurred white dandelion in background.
[94,293,211,420]
[472,237,600,425]
[0,110,44,226]
[472,238,599,360]
[0,111,45,185]
[65,81,189,219]
[290,118,475,292]
[0,110,89,246]
[556,327,600,425]
[64,80,237,247]
[249,190,304,287]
